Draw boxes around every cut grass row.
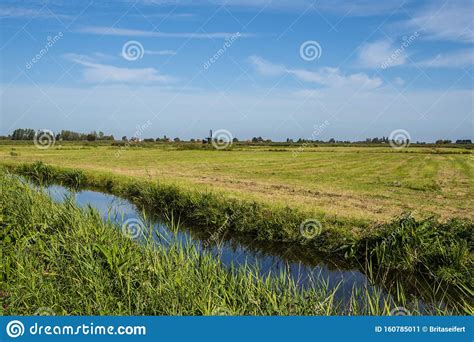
[0,171,467,315]
[2,143,472,221]
[4,161,473,306]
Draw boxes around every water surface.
[43,184,382,303]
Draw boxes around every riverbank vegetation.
[2,162,472,312]
[1,171,470,315]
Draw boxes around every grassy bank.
[0,170,449,315]
[4,162,473,305]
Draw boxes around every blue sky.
[0,0,473,141]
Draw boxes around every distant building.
[203,130,213,144]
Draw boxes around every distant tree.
[251,136,264,143]
[371,137,380,143]
[232,137,239,143]
[456,139,472,144]
[122,136,128,141]
[143,138,154,142]
[328,138,335,143]
[86,133,96,141]
[11,128,35,140]
[174,137,181,142]
[190,138,196,143]
[58,130,84,141]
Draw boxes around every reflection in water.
[44,184,375,303]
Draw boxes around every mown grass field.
[1,143,473,315]
[1,142,472,223]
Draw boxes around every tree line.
[7,128,114,141]
[2,128,471,145]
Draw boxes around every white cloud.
[357,40,407,69]
[247,56,286,76]
[414,49,474,68]
[135,0,407,17]
[249,56,382,89]
[77,26,251,39]
[403,0,473,43]
[0,6,70,19]
[65,54,174,83]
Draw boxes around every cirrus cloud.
[64,53,175,83]
[249,55,382,89]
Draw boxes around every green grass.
[0,171,468,315]
[4,161,473,305]
[1,142,472,222]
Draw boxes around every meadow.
[0,142,473,315]
[1,142,472,222]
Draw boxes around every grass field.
[0,172,467,315]
[1,143,472,222]
[1,142,473,315]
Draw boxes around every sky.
[0,0,473,142]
